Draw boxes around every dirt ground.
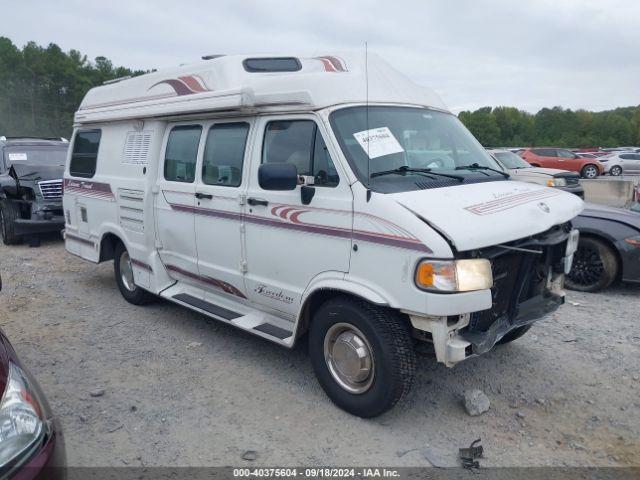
[0,236,638,468]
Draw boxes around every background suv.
[0,136,67,245]
[519,148,604,178]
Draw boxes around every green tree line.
[1,37,639,148]
[0,37,147,138]
[458,105,640,148]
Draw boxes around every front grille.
[38,179,63,200]
[565,177,580,186]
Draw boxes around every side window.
[557,149,575,158]
[312,129,339,187]
[202,123,249,187]
[262,120,339,187]
[164,125,202,183]
[70,130,101,178]
[620,154,633,160]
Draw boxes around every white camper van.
[63,53,582,417]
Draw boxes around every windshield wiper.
[371,166,464,181]
[455,163,510,178]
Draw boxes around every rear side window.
[164,125,202,183]
[620,154,634,160]
[202,123,250,187]
[532,148,555,157]
[262,120,339,187]
[557,149,575,158]
[70,130,101,178]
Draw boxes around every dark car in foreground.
[0,278,65,478]
[566,203,640,292]
[0,137,67,245]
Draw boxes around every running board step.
[253,323,293,340]
[173,293,241,320]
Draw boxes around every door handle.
[247,197,269,207]
[195,192,213,200]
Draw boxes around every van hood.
[391,181,584,251]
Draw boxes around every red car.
[519,148,604,179]
[0,276,65,479]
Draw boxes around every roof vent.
[202,54,225,60]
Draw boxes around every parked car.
[566,203,640,292]
[598,151,640,176]
[63,53,582,417]
[519,148,604,179]
[487,148,583,197]
[0,137,67,245]
[0,279,66,478]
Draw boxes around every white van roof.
[75,52,448,124]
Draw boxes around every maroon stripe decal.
[168,203,431,253]
[165,264,247,299]
[131,259,153,272]
[64,179,114,200]
[65,233,94,247]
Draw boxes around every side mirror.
[258,163,298,190]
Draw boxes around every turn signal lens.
[625,236,640,247]
[415,259,492,292]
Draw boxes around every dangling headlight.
[0,363,46,469]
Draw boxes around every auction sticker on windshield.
[353,127,404,159]
[7,153,28,161]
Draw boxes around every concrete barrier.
[581,178,638,208]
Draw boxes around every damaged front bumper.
[409,225,578,366]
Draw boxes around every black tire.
[565,237,618,292]
[113,242,154,305]
[496,325,532,345]
[581,164,599,179]
[309,297,416,418]
[609,165,622,176]
[0,200,22,245]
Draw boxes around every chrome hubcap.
[119,251,136,292]
[324,323,374,394]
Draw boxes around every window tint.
[262,120,339,187]
[70,130,101,178]
[532,148,555,157]
[243,57,301,72]
[620,153,634,160]
[202,123,249,187]
[312,129,339,186]
[557,149,576,158]
[164,125,202,183]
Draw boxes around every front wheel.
[114,242,154,305]
[581,164,599,179]
[0,200,22,245]
[565,237,618,292]
[309,297,416,418]
[609,165,622,176]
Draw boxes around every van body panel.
[391,181,583,251]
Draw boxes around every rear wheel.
[581,164,599,179]
[0,200,22,245]
[309,297,416,418]
[610,165,622,176]
[565,237,618,292]
[114,242,154,305]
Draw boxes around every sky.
[1,0,639,113]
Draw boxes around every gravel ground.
[0,237,638,468]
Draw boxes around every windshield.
[493,150,532,169]
[3,145,68,168]
[330,106,503,191]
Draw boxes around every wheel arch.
[294,277,397,340]
[98,231,125,262]
[581,163,600,176]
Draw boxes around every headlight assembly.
[415,259,493,292]
[547,178,567,187]
[0,363,46,470]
